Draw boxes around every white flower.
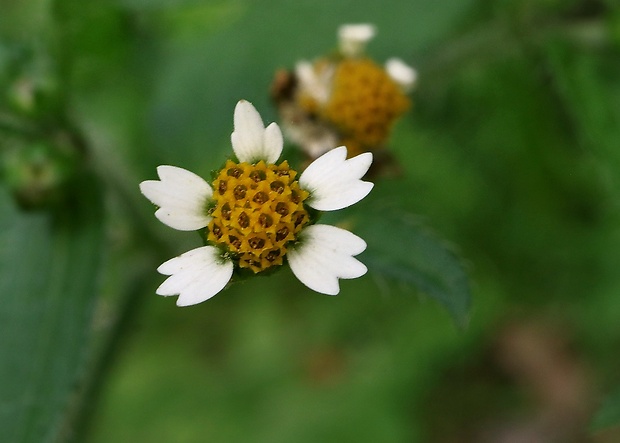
[338,23,376,57]
[279,25,413,161]
[140,100,373,306]
[385,57,418,92]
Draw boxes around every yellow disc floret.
[207,160,310,273]
[321,58,410,156]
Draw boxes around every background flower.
[272,23,416,162]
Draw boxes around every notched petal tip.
[352,151,373,169]
[232,100,265,162]
[288,224,368,295]
[300,147,374,211]
[232,100,282,163]
[140,164,213,231]
[139,179,158,200]
[263,122,284,163]
[156,164,182,179]
[155,246,234,306]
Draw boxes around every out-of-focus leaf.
[342,189,471,328]
[545,38,620,180]
[591,385,620,432]
[0,174,104,443]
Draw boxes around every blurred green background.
[2,0,620,442]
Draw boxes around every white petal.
[295,61,318,89]
[338,23,376,57]
[386,58,417,92]
[231,100,282,163]
[294,61,332,105]
[300,146,374,211]
[156,246,234,306]
[288,224,367,295]
[263,122,284,164]
[140,165,213,231]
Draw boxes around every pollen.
[207,160,310,273]
[321,58,410,157]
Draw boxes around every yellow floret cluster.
[321,58,410,156]
[207,160,310,273]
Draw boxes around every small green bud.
[7,74,60,118]
[1,136,80,210]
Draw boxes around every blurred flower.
[272,23,416,162]
[140,100,373,306]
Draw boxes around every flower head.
[140,100,373,306]
[272,23,417,161]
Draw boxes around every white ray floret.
[231,100,283,164]
[139,165,213,231]
[295,61,333,105]
[386,57,418,92]
[288,224,368,295]
[338,23,376,57]
[156,246,234,306]
[300,146,374,211]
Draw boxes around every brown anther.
[293,212,307,227]
[249,170,266,182]
[245,259,261,268]
[253,191,268,204]
[238,212,250,228]
[227,167,242,178]
[258,213,273,228]
[233,184,247,200]
[270,181,285,194]
[291,190,301,204]
[218,180,227,195]
[211,224,223,239]
[228,235,241,249]
[248,237,266,249]
[221,203,232,220]
[265,249,281,262]
[275,202,289,216]
[276,226,289,242]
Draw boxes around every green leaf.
[545,38,620,178]
[0,174,104,443]
[342,188,471,328]
[591,385,620,432]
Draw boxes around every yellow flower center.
[322,58,410,156]
[207,160,310,273]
